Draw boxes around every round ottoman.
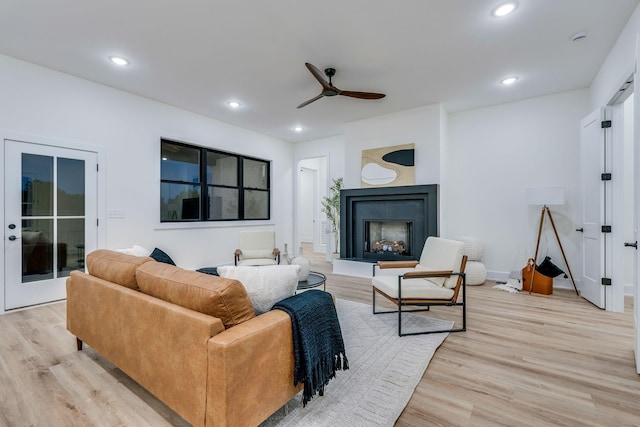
[465,261,487,285]
[457,236,487,285]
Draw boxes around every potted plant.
[321,177,343,260]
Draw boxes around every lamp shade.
[526,187,565,206]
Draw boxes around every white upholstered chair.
[372,236,467,336]
[234,231,280,266]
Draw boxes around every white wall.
[0,54,294,279]
[446,89,590,280]
[590,3,640,109]
[343,105,443,189]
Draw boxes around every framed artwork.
[361,143,415,187]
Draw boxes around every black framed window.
[160,139,270,222]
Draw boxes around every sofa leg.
[76,338,83,351]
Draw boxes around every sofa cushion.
[86,249,154,290]
[136,261,256,328]
[217,265,300,314]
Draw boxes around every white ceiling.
[0,0,637,143]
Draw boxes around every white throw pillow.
[115,245,151,257]
[216,265,301,314]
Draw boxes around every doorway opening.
[296,156,327,258]
[610,79,634,314]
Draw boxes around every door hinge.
[96,163,99,172]
[97,219,99,226]
[601,225,612,233]
[601,277,612,286]
[601,173,612,181]
[601,120,612,128]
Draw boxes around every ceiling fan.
[297,63,386,109]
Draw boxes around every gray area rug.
[261,299,453,427]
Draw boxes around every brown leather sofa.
[66,250,301,427]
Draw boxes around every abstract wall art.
[361,143,415,187]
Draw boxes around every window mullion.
[238,157,244,220]
[200,148,207,221]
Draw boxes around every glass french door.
[4,139,97,310]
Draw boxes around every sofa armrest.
[206,310,301,427]
[67,271,225,427]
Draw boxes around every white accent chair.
[234,231,280,266]
[372,236,467,336]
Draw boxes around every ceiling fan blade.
[297,93,325,109]
[305,63,332,91]
[340,90,386,100]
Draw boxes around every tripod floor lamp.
[526,187,579,295]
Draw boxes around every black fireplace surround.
[340,185,439,261]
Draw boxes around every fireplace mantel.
[340,185,438,261]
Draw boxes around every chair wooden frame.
[372,256,468,337]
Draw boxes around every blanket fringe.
[301,352,349,407]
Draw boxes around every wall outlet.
[108,210,126,218]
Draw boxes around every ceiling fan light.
[227,101,241,109]
[492,2,518,17]
[109,56,129,66]
[500,76,518,85]
[293,126,304,132]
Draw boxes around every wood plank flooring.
[0,246,638,426]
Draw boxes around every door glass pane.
[244,189,269,219]
[57,158,85,216]
[160,183,201,220]
[22,154,53,216]
[243,159,268,190]
[208,187,238,220]
[21,219,54,283]
[57,218,85,277]
[207,152,238,186]
[161,142,200,183]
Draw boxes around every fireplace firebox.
[340,185,438,261]
[364,220,413,257]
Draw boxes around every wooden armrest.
[403,270,453,279]
[377,260,419,269]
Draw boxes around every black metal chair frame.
[372,263,467,337]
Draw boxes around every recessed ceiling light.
[293,126,304,132]
[492,1,518,17]
[227,101,241,109]
[109,56,129,66]
[500,76,519,85]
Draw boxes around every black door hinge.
[601,120,612,128]
[97,219,99,226]
[602,225,612,233]
[601,173,612,181]
[97,164,99,172]
[601,277,612,286]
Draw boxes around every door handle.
[8,224,15,229]
[576,227,584,232]
[8,235,19,241]
[624,241,638,249]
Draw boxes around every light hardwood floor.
[1,246,639,427]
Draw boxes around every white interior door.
[579,108,610,309]
[4,139,97,310]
